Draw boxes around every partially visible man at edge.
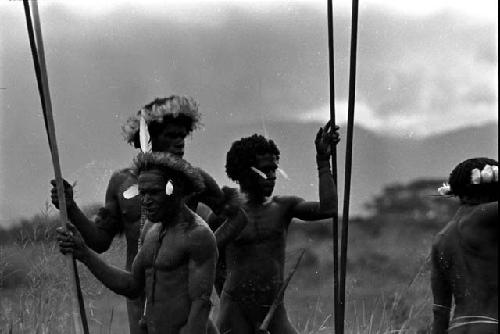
[431,157,498,334]
[51,95,239,334]
[57,152,218,334]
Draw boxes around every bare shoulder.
[432,219,457,251]
[108,168,135,191]
[471,201,498,224]
[273,195,305,208]
[272,196,305,211]
[194,167,223,201]
[460,202,498,247]
[185,211,216,248]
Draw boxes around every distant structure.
[365,179,459,225]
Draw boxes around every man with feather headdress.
[57,152,218,334]
[51,95,242,334]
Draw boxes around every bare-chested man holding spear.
[57,152,218,334]
[216,122,340,334]
[51,96,238,334]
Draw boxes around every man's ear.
[174,177,191,198]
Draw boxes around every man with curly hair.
[431,157,498,334]
[51,96,233,334]
[217,122,340,334]
[57,152,218,334]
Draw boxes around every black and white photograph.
[0,0,498,333]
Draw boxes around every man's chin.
[145,212,161,223]
[263,188,274,197]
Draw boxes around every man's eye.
[166,132,185,138]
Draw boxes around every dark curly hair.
[225,134,280,182]
[448,157,498,199]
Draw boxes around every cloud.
[0,2,497,222]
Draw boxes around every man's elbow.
[113,282,142,299]
[89,237,112,254]
[319,205,337,217]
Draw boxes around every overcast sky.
[0,0,497,224]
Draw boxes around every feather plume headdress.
[122,95,201,146]
[132,152,205,194]
[437,165,499,196]
[139,108,152,153]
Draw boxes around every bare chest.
[140,226,189,271]
[235,203,288,243]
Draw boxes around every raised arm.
[289,122,339,221]
[430,238,452,334]
[207,187,247,248]
[57,224,144,299]
[51,172,123,253]
[213,208,248,248]
[193,168,225,215]
[184,226,217,334]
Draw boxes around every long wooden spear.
[326,0,340,332]
[339,0,360,331]
[22,1,88,333]
[258,249,307,333]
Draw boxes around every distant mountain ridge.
[186,121,498,217]
[1,122,497,226]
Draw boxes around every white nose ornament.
[250,167,267,179]
[165,180,174,196]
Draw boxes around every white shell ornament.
[165,180,174,196]
[123,184,139,199]
[437,183,451,196]
[480,165,494,183]
[471,168,481,184]
[250,166,267,179]
[492,166,499,182]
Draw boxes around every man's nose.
[142,193,153,204]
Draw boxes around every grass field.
[0,207,438,334]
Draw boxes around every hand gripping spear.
[326,0,340,332]
[22,1,89,333]
[257,249,307,334]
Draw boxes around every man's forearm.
[80,248,141,298]
[214,208,247,248]
[317,156,337,215]
[67,204,112,253]
[185,298,211,334]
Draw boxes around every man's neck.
[160,204,187,229]
[241,190,271,206]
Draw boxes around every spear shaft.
[22,1,88,333]
[339,0,360,331]
[326,0,340,332]
[258,249,307,332]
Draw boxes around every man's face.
[151,123,189,157]
[138,169,183,223]
[243,153,278,198]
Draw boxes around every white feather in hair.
[139,108,152,153]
